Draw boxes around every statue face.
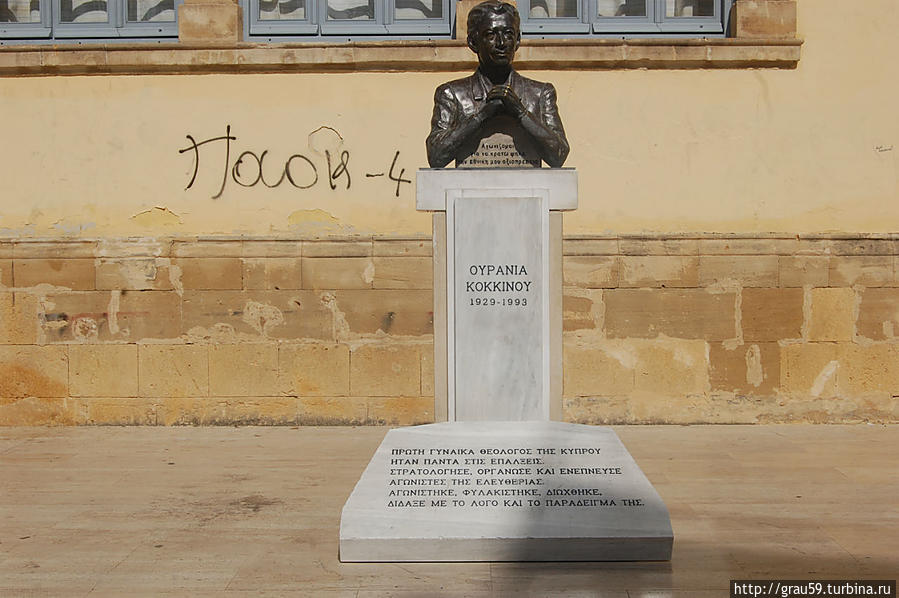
[469,12,520,68]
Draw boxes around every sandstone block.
[39,291,111,343]
[731,0,797,39]
[209,343,279,397]
[741,288,803,342]
[839,344,899,396]
[699,238,783,255]
[808,288,856,342]
[220,398,300,425]
[780,343,840,398]
[562,291,601,332]
[297,397,368,425]
[0,243,13,259]
[372,257,433,290]
[14,258,95,290]
[182,290,332,340]
[706,42,800,66]
[367,397,434,425]
[241,240,301,258]
[0,292,39,344]
[709,342,780,395]
[619,256,699,288]
[779,256,829,288]
[97,239,170,259]
[159,397,298,426]
[627,391,705,425]
[0,397,75,426]
[633,340,709,395]
[302,257,373,290]
[42,290,183,343]
[96,258,175,291]
[302,240,371,257]
[627,45,677,62]
[0,345,68,398]
[242,257,302,290]
[373,239,432,257]
[563,256,618,288]
[562,239,618,256]
[856,288,899,340]
[69,344,139,398]
[72,398,156,425]
[829,257,893,287]
[619,238,698,256]
[172,240,241,258]
[350,344,421,397]
[157,397,224,426]
[604,289,736,340]
[139,344,209,398]
[175,257,243,290]
[562,342,634,396]
[178,1,242,44]
[13,241,96,259]
[117,291,183,341]
[333,290,432,336]
[0,259,11,287]
[831,239,895,256]
[698,256,778,288]
[0,49,42,71]
[795,239,835,256]
[702,392,765,424]
[279,343,349,396]
[562,396,630,425]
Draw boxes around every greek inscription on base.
[384,445,645,510]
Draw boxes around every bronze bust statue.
[426,0,569,168]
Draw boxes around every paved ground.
[0,424,896,597]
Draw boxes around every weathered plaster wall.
[0,0,896,238]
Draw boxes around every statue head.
[466,1,521,69]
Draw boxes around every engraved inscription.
[457,134,541,169]
[384,444,646,510]
[464,263,533,308]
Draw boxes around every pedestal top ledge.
[416,168,578,212]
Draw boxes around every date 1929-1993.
[469,297,528,307]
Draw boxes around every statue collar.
[472,68,517,100]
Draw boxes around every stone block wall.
[0,238,434,426]
[562,235,899,424]
[1,233,898,426]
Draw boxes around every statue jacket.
[426,69,569,168]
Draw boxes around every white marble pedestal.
[417,168,577,422]
[337,168,673,563]
[340,422,673,562]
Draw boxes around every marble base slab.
[339,421,673,562]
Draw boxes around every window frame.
[249,0,318,35]
[519,0,731,37]
[0,0,51,37]
[0,0,179,41]
[247,0,452,38]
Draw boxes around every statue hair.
[466,1,520,44]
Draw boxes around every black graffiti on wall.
[178,125,411,199]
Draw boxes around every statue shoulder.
[513,72,556,95]
[434,74,477,98]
